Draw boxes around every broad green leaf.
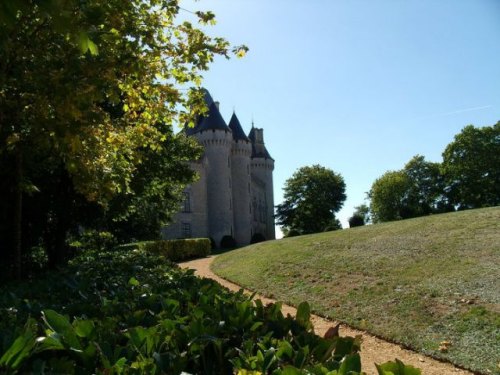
[42,310,81,350]
[296,301,311,328]
[277,341,293,359]
[36,336,65,351]
[127,326,148,351]
[74,319,95,338]
[78,32,90,53]
[376,359,421,375]
[338,353,361,374]
[128,276,140,286]
[87,39,99,55]
[0,321,37,369]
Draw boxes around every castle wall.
[195,129,234,246]
[162,93,274,247]
[231,141,253,246]
[161,159,209,239]
[250,160,275,240]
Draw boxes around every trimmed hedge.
[141,238,210,261]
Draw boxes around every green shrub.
[220,235,236,249]
[0,248,421,374]
[142,238,210,261]
[250,233,266,244]
[348,214,365,228]
[69,230,118,252]
[286,228,301,237]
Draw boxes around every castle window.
[181,192,191,213]
[181,222,191,238]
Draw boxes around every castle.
[162,90,275,247]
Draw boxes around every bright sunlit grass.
[212,207,500,374]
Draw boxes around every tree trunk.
[13,146,23,279]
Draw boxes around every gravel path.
[179,256,474,375]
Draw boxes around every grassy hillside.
[212,207,500,374]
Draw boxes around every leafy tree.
[369,156,453,223]
[348,214,364,228]
[403,155,452,215]
[276,165,346,235]
[369,170,411,223]
[104,126,203,242]
[442,122,500,209]
[0,0,242,277]
[323,217,343,232]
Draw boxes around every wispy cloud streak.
[412,105,493,122]
[436,105,493,117]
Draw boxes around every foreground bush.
[0,249,420,374]
[141,238,211,261]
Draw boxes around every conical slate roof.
[228,112,250,142]
[184,89,230,135]
[196,102,230,132]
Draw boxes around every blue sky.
[180,0,500,234]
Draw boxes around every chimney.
[214,101,220,110]
[255,128,264,143]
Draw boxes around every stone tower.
[228,112,252,245]
[162,90,275,247]
[191,97,233,246]
[249,126,275,241]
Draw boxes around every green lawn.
[212,207,500,374]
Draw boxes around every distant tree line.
[354,122,499,225]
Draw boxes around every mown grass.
[212,207,500,374]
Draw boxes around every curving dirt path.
[179,256,474,375]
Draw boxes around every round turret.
[193,102,234,247]
[229,113,253,246]
[248,127,275,241]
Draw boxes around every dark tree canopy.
[442,122,500,209]
[348,204,370,227]
[0,0,241,277]
[276,165,346,235]
[348,214,365,228]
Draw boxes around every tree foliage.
[276,165,346,235]
[348,204,370,227]
[403,155,450,215]
[369,155,453,223]
[0,0,241,277]
[370,122,500,224]
[369,170,411,223]
[442,122,500,209]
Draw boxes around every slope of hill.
[212,207,500,374]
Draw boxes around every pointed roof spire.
[186,89,230,134]
[196,101,230,132]
[228,112,249,142]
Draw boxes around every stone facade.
[162,91,275,247]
